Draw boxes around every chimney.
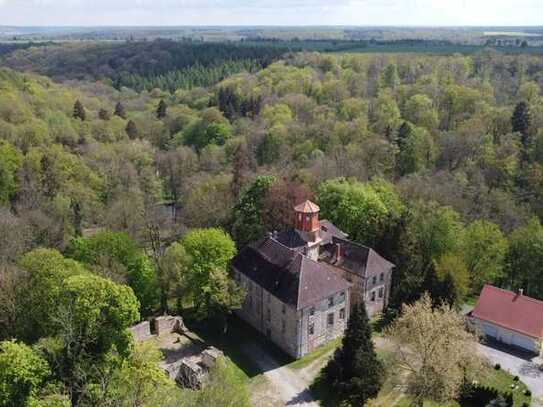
[335,242,341,263]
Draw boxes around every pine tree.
[511,101,532,147]
[231,143,249,199]
[98,108,111,121]
[73,100,86,121]
[156,99,167,119]
[323,303,384,406]
[114,102,127,119]
[396,121,412,148]
[125,120,139,140]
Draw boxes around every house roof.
[320,237,395,278]
[275,220,348,250]
[231,236,351,310]
[471,285,543,339]
[294,200,320,214]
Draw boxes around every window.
[309,307,315,316]
[339,291,345,302]
[371,291,376,302]
[282,320,286,334]
[327,313,334,326]
[267,308,271,322]
[339,308,345,320]
[282,304,286,314]
[306,215,311,221]
[380,272,384,282]
[378,287,384,298]
[248,296,253,308]
[309,322,315,335]
[298,214,302,221]
[328,296,334,307]
[372,276,377,285]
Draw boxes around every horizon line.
[1,24,543,29]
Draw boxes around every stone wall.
[130,321,152,342]
[327,265,392,318]
[234,269,349,358]
[364,266,392,317]
[234,270,301,358]
[155,316,185,336]
[299,288,350,357]
[129,316,185,342]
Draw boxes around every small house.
[470,285,543,355]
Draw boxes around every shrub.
[494,363,501,370]
[524,389,531,396]
[513,375,519,382]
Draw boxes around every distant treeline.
[0,41,52,56]
[5,38,543,94]
[3,39,288,91]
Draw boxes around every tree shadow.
[309,372,339,407]
[185,314,293,378]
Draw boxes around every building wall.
[472,317,542,355]
[364,266,392,317]
[234,270,300,358]
[325,265,391,318]
[298,288,350,357]
[233,269,350,358]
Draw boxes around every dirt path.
[244,343,319,407]
[245,336,392,407]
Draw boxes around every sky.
[0,0,542,27]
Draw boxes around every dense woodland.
[3,40,287,92]
[1,44,543,406]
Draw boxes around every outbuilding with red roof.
[470,285,543,355]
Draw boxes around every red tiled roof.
[294,200,320,214]
[472,285,543,339]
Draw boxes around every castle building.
[231,200,394,358]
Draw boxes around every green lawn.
[480,367,531,407]
[313,356,532,407]
[288,338,341,370]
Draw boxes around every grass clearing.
[288,337,341,370]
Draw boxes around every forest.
[1,42,543,406]
[2,40,288,92]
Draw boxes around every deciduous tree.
[385,295,484,404]
[0,340,50,407]
[182,228,242,326]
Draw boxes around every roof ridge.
[334,236,371,251]
[484,284,543,305]
[296,253,304,309]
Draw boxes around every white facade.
[473,317,542,355]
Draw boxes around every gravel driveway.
[243,342,319,407]
[477,342,543,405]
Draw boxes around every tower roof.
[294,200,320,214]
